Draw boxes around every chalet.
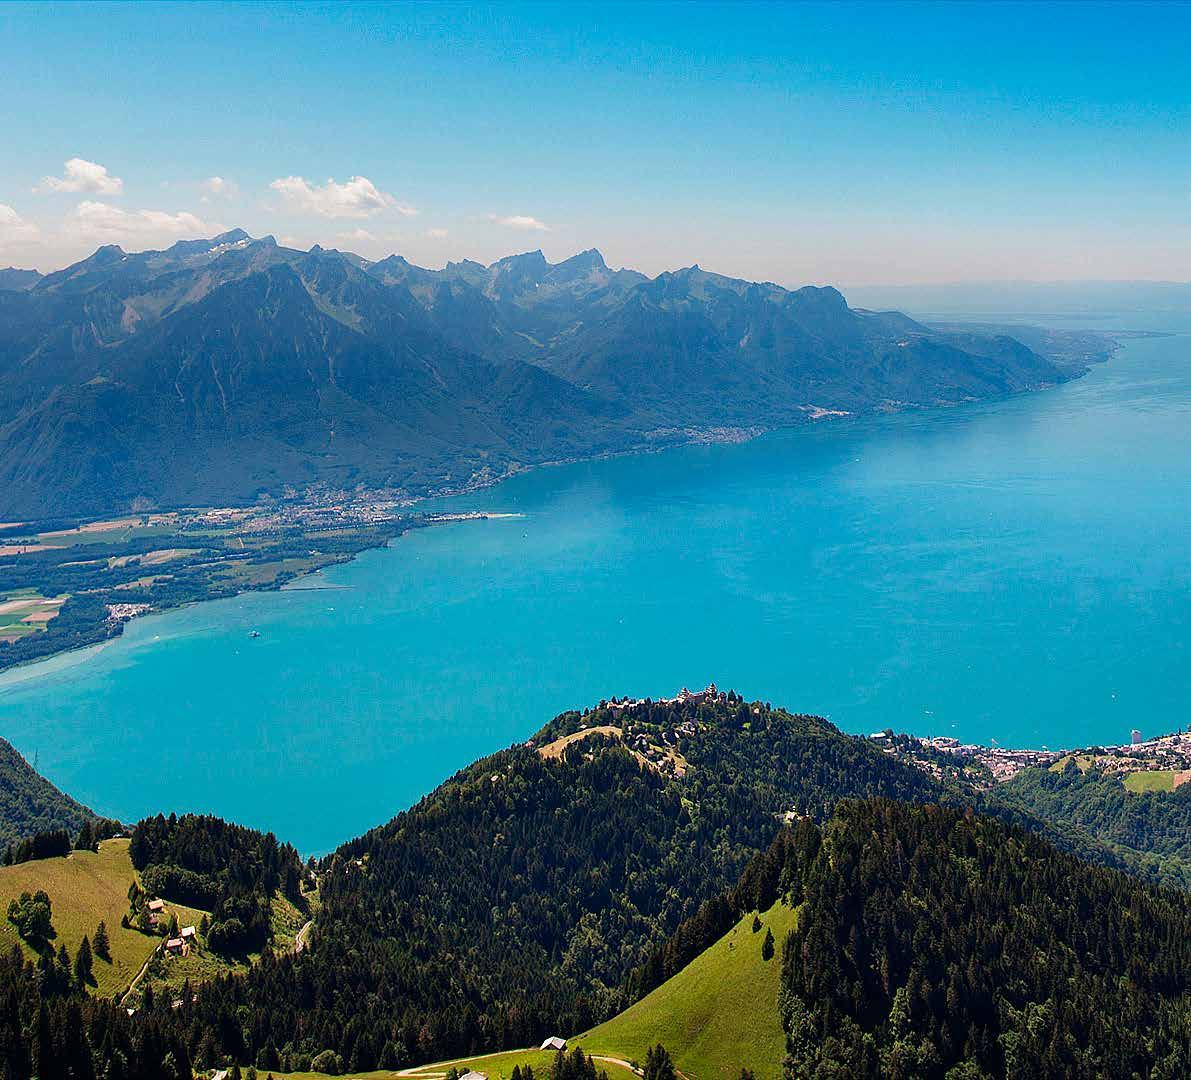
[165,937,187,956]
[147,899,166,913]
[459,1072,487,1080]
[180,925,197,940]
[540,1036,567,1051]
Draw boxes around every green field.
[1124,770,1178,793]
[272,1048,640,1080]
[0,838,206,997]
[0,591,64,640]
[577,903,799,1080]
[405,1050,638,1080]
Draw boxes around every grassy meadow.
[0,837,207,997]
[1123,769,1179,793]
[577,902,800,1080]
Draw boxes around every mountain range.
[0,231,1072,520]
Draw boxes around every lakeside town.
[876,726,1191,789]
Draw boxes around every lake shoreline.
[0,371,1093,692]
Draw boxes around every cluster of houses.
[165,925,197,957]
[146,898,197,957]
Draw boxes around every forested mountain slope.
[0,736,93,849]
[989,761,1191,890]
[0,232,1070,519]
[780,800,1191,1079]
[151,695,942,1071]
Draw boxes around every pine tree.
[55,944,71,991]
[74,935,93,986]
[35,1002,62,1080]
[751,914,762,933]
[643,1046,676,1080]
[761,927,775,960]
[93,920,110,961]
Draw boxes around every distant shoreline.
[0,325,1132,688]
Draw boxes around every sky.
[2,0,1190,286]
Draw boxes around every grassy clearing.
[254,1053,639,1080]
[1124,770,1177,793]
[130,885,314,1007]
[0,838,205,997]
[400,1048,639,1080]
[577,903,800,1080]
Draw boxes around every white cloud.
[269,175,415,219]
[0,203,39,240]
[426,227,449,240]
[73,201,220,246]
[336,228,378,244]
[38,157,124,195]
[200,176,238,200]
[490,213,550,232]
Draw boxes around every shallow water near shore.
[3,311,1190,854]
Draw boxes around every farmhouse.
[540,1036,567,1051]
[164,937,189,957]
[180,925,196,940]
[147,899,165,912]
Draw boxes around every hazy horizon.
[8,228,1191,310]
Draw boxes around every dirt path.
[294,919,313,953]
[593,1055,645,1076]
[397,1049,645,1079]
[119,943,160,1006]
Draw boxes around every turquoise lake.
[2,312,1189,854]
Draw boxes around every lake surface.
[3,312,1189,853]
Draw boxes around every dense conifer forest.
[0,738,93,850]
[779,800,1191,1079]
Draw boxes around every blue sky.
[2,1,1189,284]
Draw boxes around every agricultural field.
[0,589,65,642]
[577,902,800,1080]
[0,838,206,998]
[0,504,419,673]
[1123,769,1180,793]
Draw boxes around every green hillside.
[577,902,798,1080]
[0,837,206,997]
